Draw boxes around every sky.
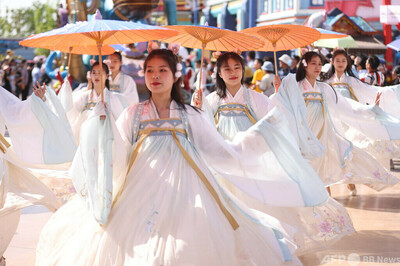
[0,0,61,15]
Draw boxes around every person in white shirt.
[107,51,139,105]
[259,61,275,97]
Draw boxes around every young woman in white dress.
[54,62,128,143]
[273,51,399,195]
[107,51,139,105]
[34,46,343,265]
[321,49,400,168]
[193,51,354,254]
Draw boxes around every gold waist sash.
[82,102,97,112]
[330,82,359,102]
[113,127,239,230]
[214,104,257,126]
[0,133,10,154]
[304,97,325,140]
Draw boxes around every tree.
[0,2,57,37]
[0,2,58,55]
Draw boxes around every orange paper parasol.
[20,10,178,102]
[240,25,321,74]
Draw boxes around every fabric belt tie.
[330,82,359,102]
[215,105,257,126]
[0,133,10,154]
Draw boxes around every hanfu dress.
[327,74,400,166]
[63,87,128,143]
[109,72,139,105]
[274,74,399,190]
[204,86,354,254]
[36,98,340,265]
[0,88,62,257]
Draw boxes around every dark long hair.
[144,49,194,111]
[215,52,245,98]
[321,49,357,81]
[91,61,110,90]
[297,51,337,102]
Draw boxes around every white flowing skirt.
[36,134,299,266]
[307,102,398,190]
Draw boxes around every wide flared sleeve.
[0,86,76,164]
[272,74,325,160]
[70,102,128,225]
[121,74,139,106]
[186,107,329,208]
[321,82,400,141]
[57,80,73,112]
[376,83,400,117]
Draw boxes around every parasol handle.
[97,41,104,103]
[196,42,207,108]
[273,43,278,76]
[67,47,72,76]
[198,42,206,91]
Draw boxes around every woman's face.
[91,65,107,86]
[218,58,243,88]
[145,56,176,96]
[108,54,122,73]
[305,56,322,80]
[333,54,348,73]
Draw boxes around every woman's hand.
[375,92,382,106]
[33,81,47,102]
[193,88,203,109]
[273,75,281,93]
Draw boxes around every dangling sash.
[330,82,359,102]
[303,91,325,139]
[0,134,10,154]
[112,119,239,230]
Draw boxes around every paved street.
[3,172,400,266]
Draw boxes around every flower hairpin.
[212,51,221,59]
[175,62,183,78]
[147,41,160,54]
[168,43,180,55]
[302,59,307,67]
[90,59,96,66]
[232,47,242,55]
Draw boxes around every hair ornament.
[232,47,242,55]
[103,59,111,65]
[168,43,181,55]
[175,71,182,78]
[175,63,183,78]
[212,51,222,59]
[147,41,160,54]
[302,59,307,67]
[90,59,96,66]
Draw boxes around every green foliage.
[0,1,57,37]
